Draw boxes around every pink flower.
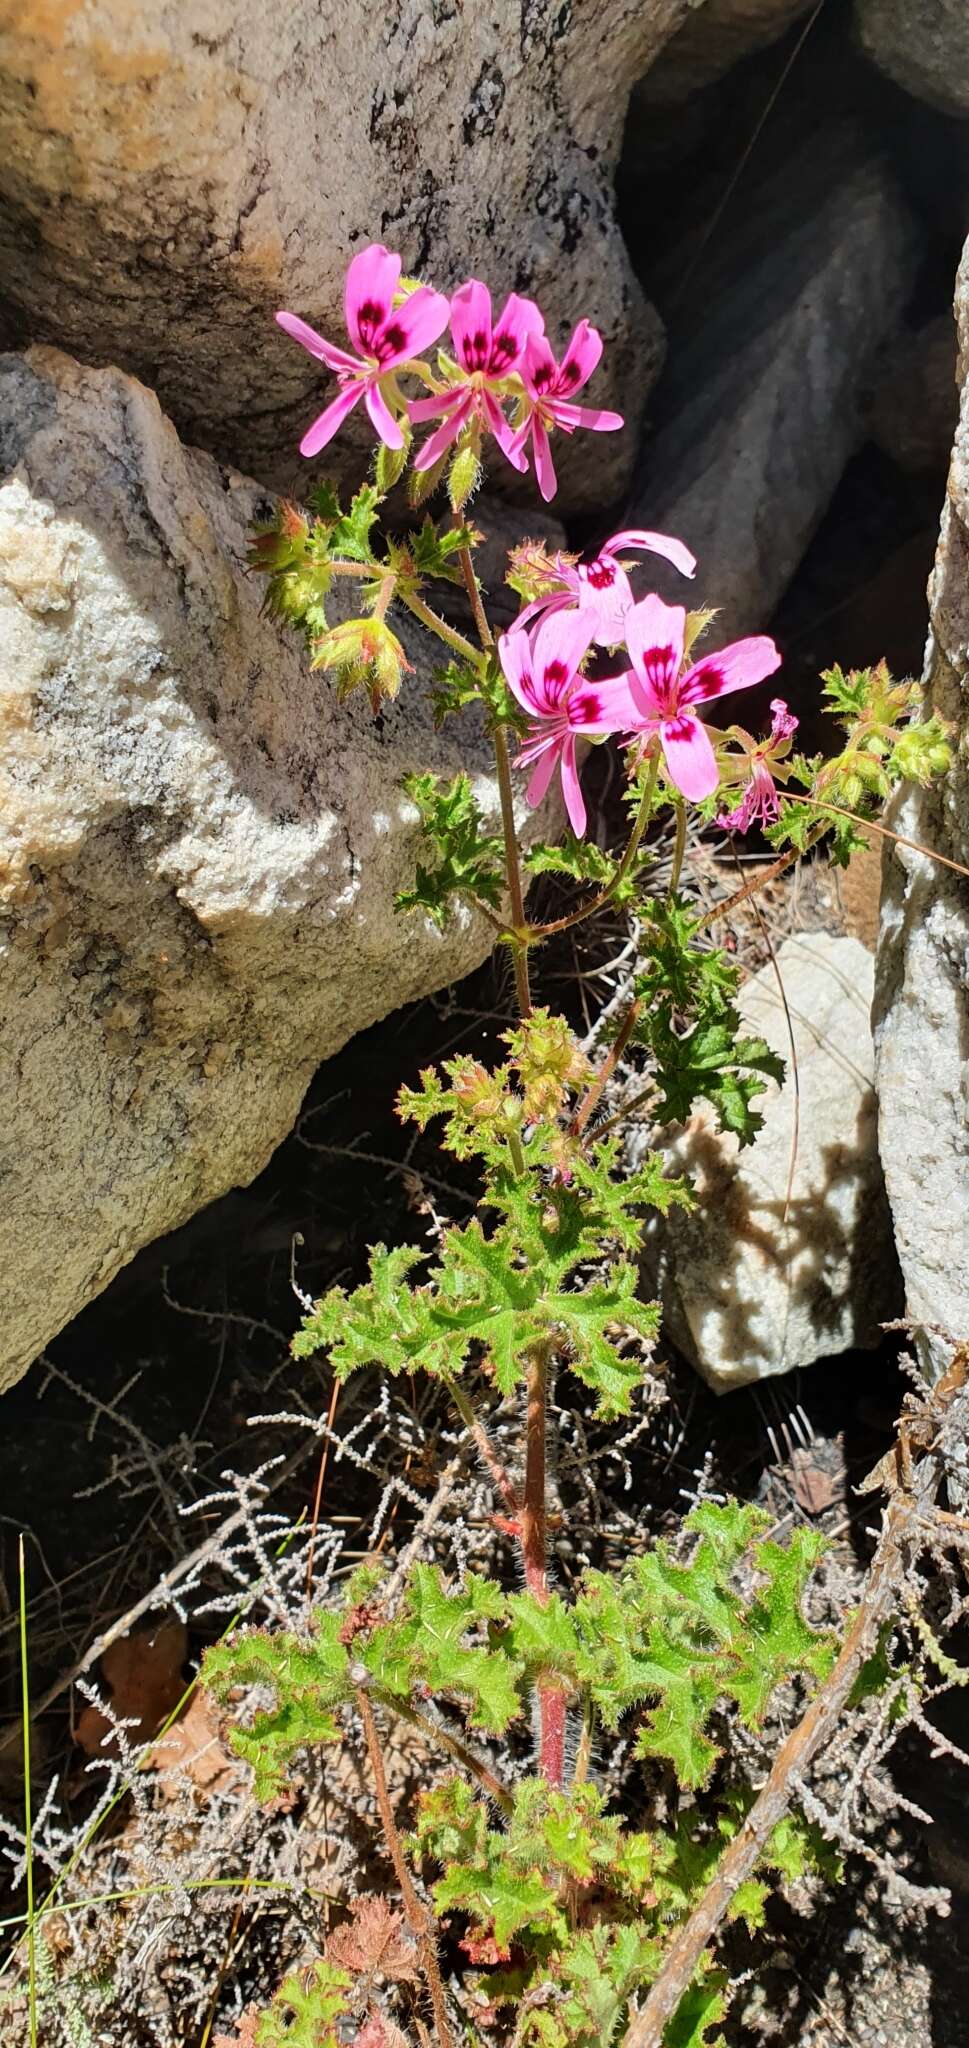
[717,699,798,832]
[512,528,697,647]
[621,595,783,801]
[508,321,624,502]
[410,279,545,472]
[498,612,632,837]
[277,244,449,458]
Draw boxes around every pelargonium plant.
[206,245,951,2048]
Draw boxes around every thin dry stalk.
[355,1689,456,2048]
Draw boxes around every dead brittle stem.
[356,1686,457,2048]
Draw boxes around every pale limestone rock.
[0,0,691,510]
[874,235,969,1381]
[624,128,919,638]
[639,936,896,1390]
[0,347,560,1391]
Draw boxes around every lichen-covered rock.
[874,236,969,1380]
[0,0,687,510]
[624,127,918,638]
[854,0,969,118]
[637,936,897,1390]
[0,347,558,1392]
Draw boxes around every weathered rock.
[635,0,813,106]
[638,936,897,1390]
[874,236,969,1381]
[0,347,558,1393]
[624,128,919,639]
[864,315,959,476]
[0,0,690,511]
[854,0,969,118]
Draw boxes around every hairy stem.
[532,744,661,941]
[446,1377,519,1518]
[669,799,687,895]
[357,1688,456,2048]
[693,823,827,934]
[390,1695,513,1814]
[456,543,533,1016]
[399,587,485,671]
[570,1001,640,1138]
[519,1344,567,1787]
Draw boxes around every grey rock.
[0,347,560,1392]
[623,128,919,638]
[855,0,969,118]
[0,0,691,511]
[874,235,969,1381]
[636,0,813,106]
[864,315,959,476]
[638,936,897,1390]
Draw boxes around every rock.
[635,0,813,107]
[854,0,969,118]
[0,0,690,512]
[638,936,897,1390]
[0,347,557,1393]
[623,127,919,639]
[874,235,969,1381]
[864,315,959,476]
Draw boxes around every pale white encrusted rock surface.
[0,0,691,509]
[874,236,969,1380]
[638,936,896,1390]
[0,346,555,1391]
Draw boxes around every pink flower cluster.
[498,538,791,836]
[277,243,622,498]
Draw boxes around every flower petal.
[491,293,545,373]
[532,414,558,502]
[659,714,719,800]
[408,389,465,423]
[383,284,451,363]
[558,735,587,836]
[298,383,363,457]
[524,737,561,811]
[498,626,537,713]
[413,392,473,470]
[680,635,782,707]
[575,561,634,646]
[364,381,404,449]
[532,608,597,710]
[275,311,361,373]
[624,595,686,715]
[449,278,493,374]
[568,672,644,734]
[482,389,526,466]
[521,330,559,400]
[604,529,697,579]
[506,590,573,636]
[345,244,402,354]
[550,401,624,432]
[555,318,602,395]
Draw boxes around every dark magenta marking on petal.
[559,360,582,387]
[356,298,386,347]
[532,363,553,392]
[376,321,407,361]
[489,330,516,370]
[584,561,616,591]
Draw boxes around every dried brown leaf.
[326,1894,420,1985]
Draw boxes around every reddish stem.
[570,1000,641,1138]
[520,1345,567,1787]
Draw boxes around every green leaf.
[395,770,505,929]
[253,1961,353,2048]
[663,1968,728,2048]
[203,1614,351,1802]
